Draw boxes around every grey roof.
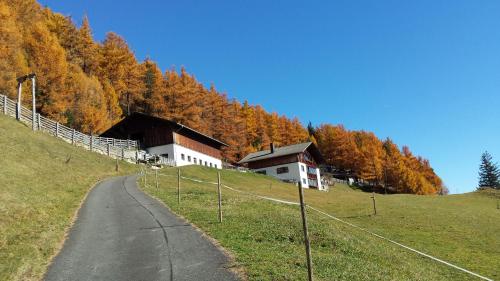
[238,142,316,164]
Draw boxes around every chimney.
[270,142,275,153]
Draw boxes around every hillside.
[0,115,137,281]
[141,165,500,280]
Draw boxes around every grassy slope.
[0,115,137,281]
[142,165,499,281]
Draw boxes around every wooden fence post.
[37,113,41,130]
[121,148,125,160]
[217,171,223,223]
[371,192,377,215]
[115,158,119,172]
[107,143,111,156]
[71,129,75,145]
[89,135,93,152]
[2,95,7,115]
[16,82,22,121]
[31,76,36,131]
[177,168,181,204]
[155,169,159,189]
[135,150,139,164]
[55,122,59,137]
[298,181,313,281]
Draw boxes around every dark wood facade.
[101,113,227,158]
[247,154,299,169]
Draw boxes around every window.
[210,163,213,167]
[205,161,208,166]
[302,178,307,185]
[181,154,185,160]
[161,153,168,158]
[188,155,191,162]
[214,164,217,169]
[199,159,203,165]
[193,157,197,163]
[301,165,305,172]
[256,170,267,175]
[277,166,289,174]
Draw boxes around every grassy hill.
[142,165,500,281]
[0,115,137,281]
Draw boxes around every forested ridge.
[0,0,444,194]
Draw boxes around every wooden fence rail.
[0,93,139,162]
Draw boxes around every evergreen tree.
[478,151,500,189]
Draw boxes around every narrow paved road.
[44,175,239,281]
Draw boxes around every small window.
[205,161,208,166]
[181,154,185,160]
[301,165,305,172]
[193,157,197,163]
[277,167,289,174]
[302,178,307,185]
[210,163,213,168]
[214,164,217,169]
[199,159,203,165]
[161,153,168,158]
[188,155,191,162]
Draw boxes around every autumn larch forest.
[0,0,444,195]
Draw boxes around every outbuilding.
[238,142,326,190]
[101,112,227,168]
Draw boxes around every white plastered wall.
[146,143,222,169]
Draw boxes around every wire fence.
[0,93,139,162]
[140,166,494,281]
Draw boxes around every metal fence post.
[177,168,181,204]
[298,181,313,281]
[155,169,159,189]
[217,171,223,223]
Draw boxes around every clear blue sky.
[39,0,500,194]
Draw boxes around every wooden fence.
[0,93,139,162]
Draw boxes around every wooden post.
[37,113,41,130]
[31,76,36,131]
[155,169,159,189]
[55,122,59,137]
[2,95,7,115]
[371,192,377,215]
[107,143,111,156]
[16,82,22,121]
[177,168,181,204]
[71,129,76,145]
[217,171,223,223]
[115,158,119,172]
[89,134,93,152]
[121,148,125,160]
[135,150,139,164]
[298,181,313,281]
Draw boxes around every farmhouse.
[238,142,326,190]
[101,112,228,168]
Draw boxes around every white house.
[101,113,227,168]
[238,142,326,190]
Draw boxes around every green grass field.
[0,115,137,281]
[141,165,500,281]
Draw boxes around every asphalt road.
[44,175,239,281]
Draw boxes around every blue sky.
[39,0,500,194]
